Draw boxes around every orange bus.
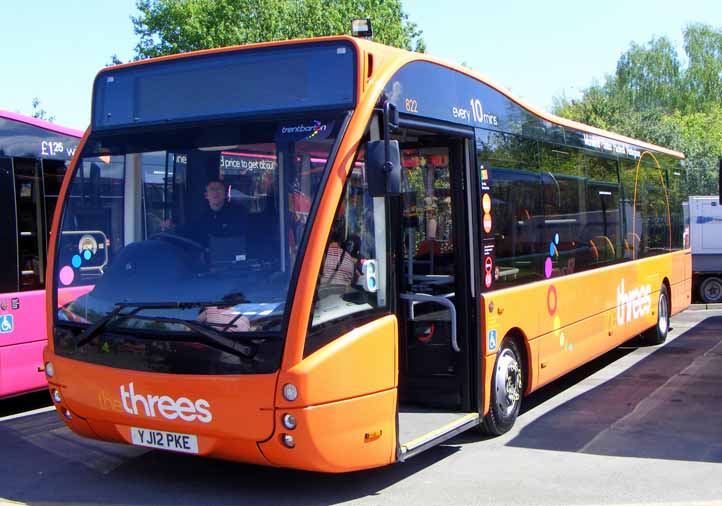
[44,34,691,472]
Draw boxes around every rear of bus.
[44,38,396,471]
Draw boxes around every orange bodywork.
[43,35,691,473]
[480,251,692,415]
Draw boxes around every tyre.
[700,276,722,304]
[641,284,669,346]
[481,338,524,436]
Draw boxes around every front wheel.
[641,284,669,346]
[482,338,524,436]
[700,276,722,304]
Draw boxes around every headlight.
[282,383,298,402]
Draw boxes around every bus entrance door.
[393,131,480,459]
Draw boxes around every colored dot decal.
[71,255,82,268]
[59,266,75,286]
[83,250,92,261]
[542,228,573,352]
[482,193,491,213]
[546,283,558,315]
[483,213,493,233]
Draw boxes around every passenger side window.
[477,130,544,288]
[620,157,671,258]
[307,148,388,354]
[14,158,45,291]
[665,157,688,249]
[540,145,622,273]
[478,131,625,290]
[584,155,622,263]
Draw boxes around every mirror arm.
[382,101,393,174]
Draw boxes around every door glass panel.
[400,147,457,378]
[401,148,454,287]
[14,158,45,291]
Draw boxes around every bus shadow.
[0,411,461,506]
[505,314,722,463]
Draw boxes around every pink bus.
[0,110,81,398]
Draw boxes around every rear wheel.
[641,284,669,346]
[482,339,524,435]
[700,276,722,303]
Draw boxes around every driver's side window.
[307,149,388,353]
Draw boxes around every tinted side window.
[540,145,624,273]
[584,155,621,262]
[478,131,544,288]
[620,157,671,258]
[14,158,45,290]
[665,157,687,249]
[0,157,18,293]
[479,134,626,291]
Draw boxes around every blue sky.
[2,1,721,130]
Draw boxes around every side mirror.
[366,139,400,196]
[366,100,401,197]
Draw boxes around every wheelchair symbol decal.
[488,329,497,352]
[0,314,13,334]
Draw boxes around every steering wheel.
[150,232,206,253]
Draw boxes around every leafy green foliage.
[554,23,722,195]
[31,97,55,122]
[131,0,424,60]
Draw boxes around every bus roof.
[0,110,83,138]
[98,36,684,160]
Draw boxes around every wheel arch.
[662,277,671,313]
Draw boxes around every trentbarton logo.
[118,383,213,424]
[616,279,652,325]
[280,120,327,140]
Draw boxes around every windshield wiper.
[117,314,258,359]
[74,300,255,358]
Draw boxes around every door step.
[398,411,479,461]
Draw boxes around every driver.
[165,179,246,247]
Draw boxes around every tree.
[554,23,722,195]
[131,0,424,60]
[31,97,55,123]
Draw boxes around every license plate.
[130,426,199,454]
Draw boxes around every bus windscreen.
[53,114,345,375]
[93,42,356,130]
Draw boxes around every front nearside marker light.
[52,389,62,403]
[63,408,72,420]
[282,413,297,430]
[282,383,298,402]
[45,362,55,378]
